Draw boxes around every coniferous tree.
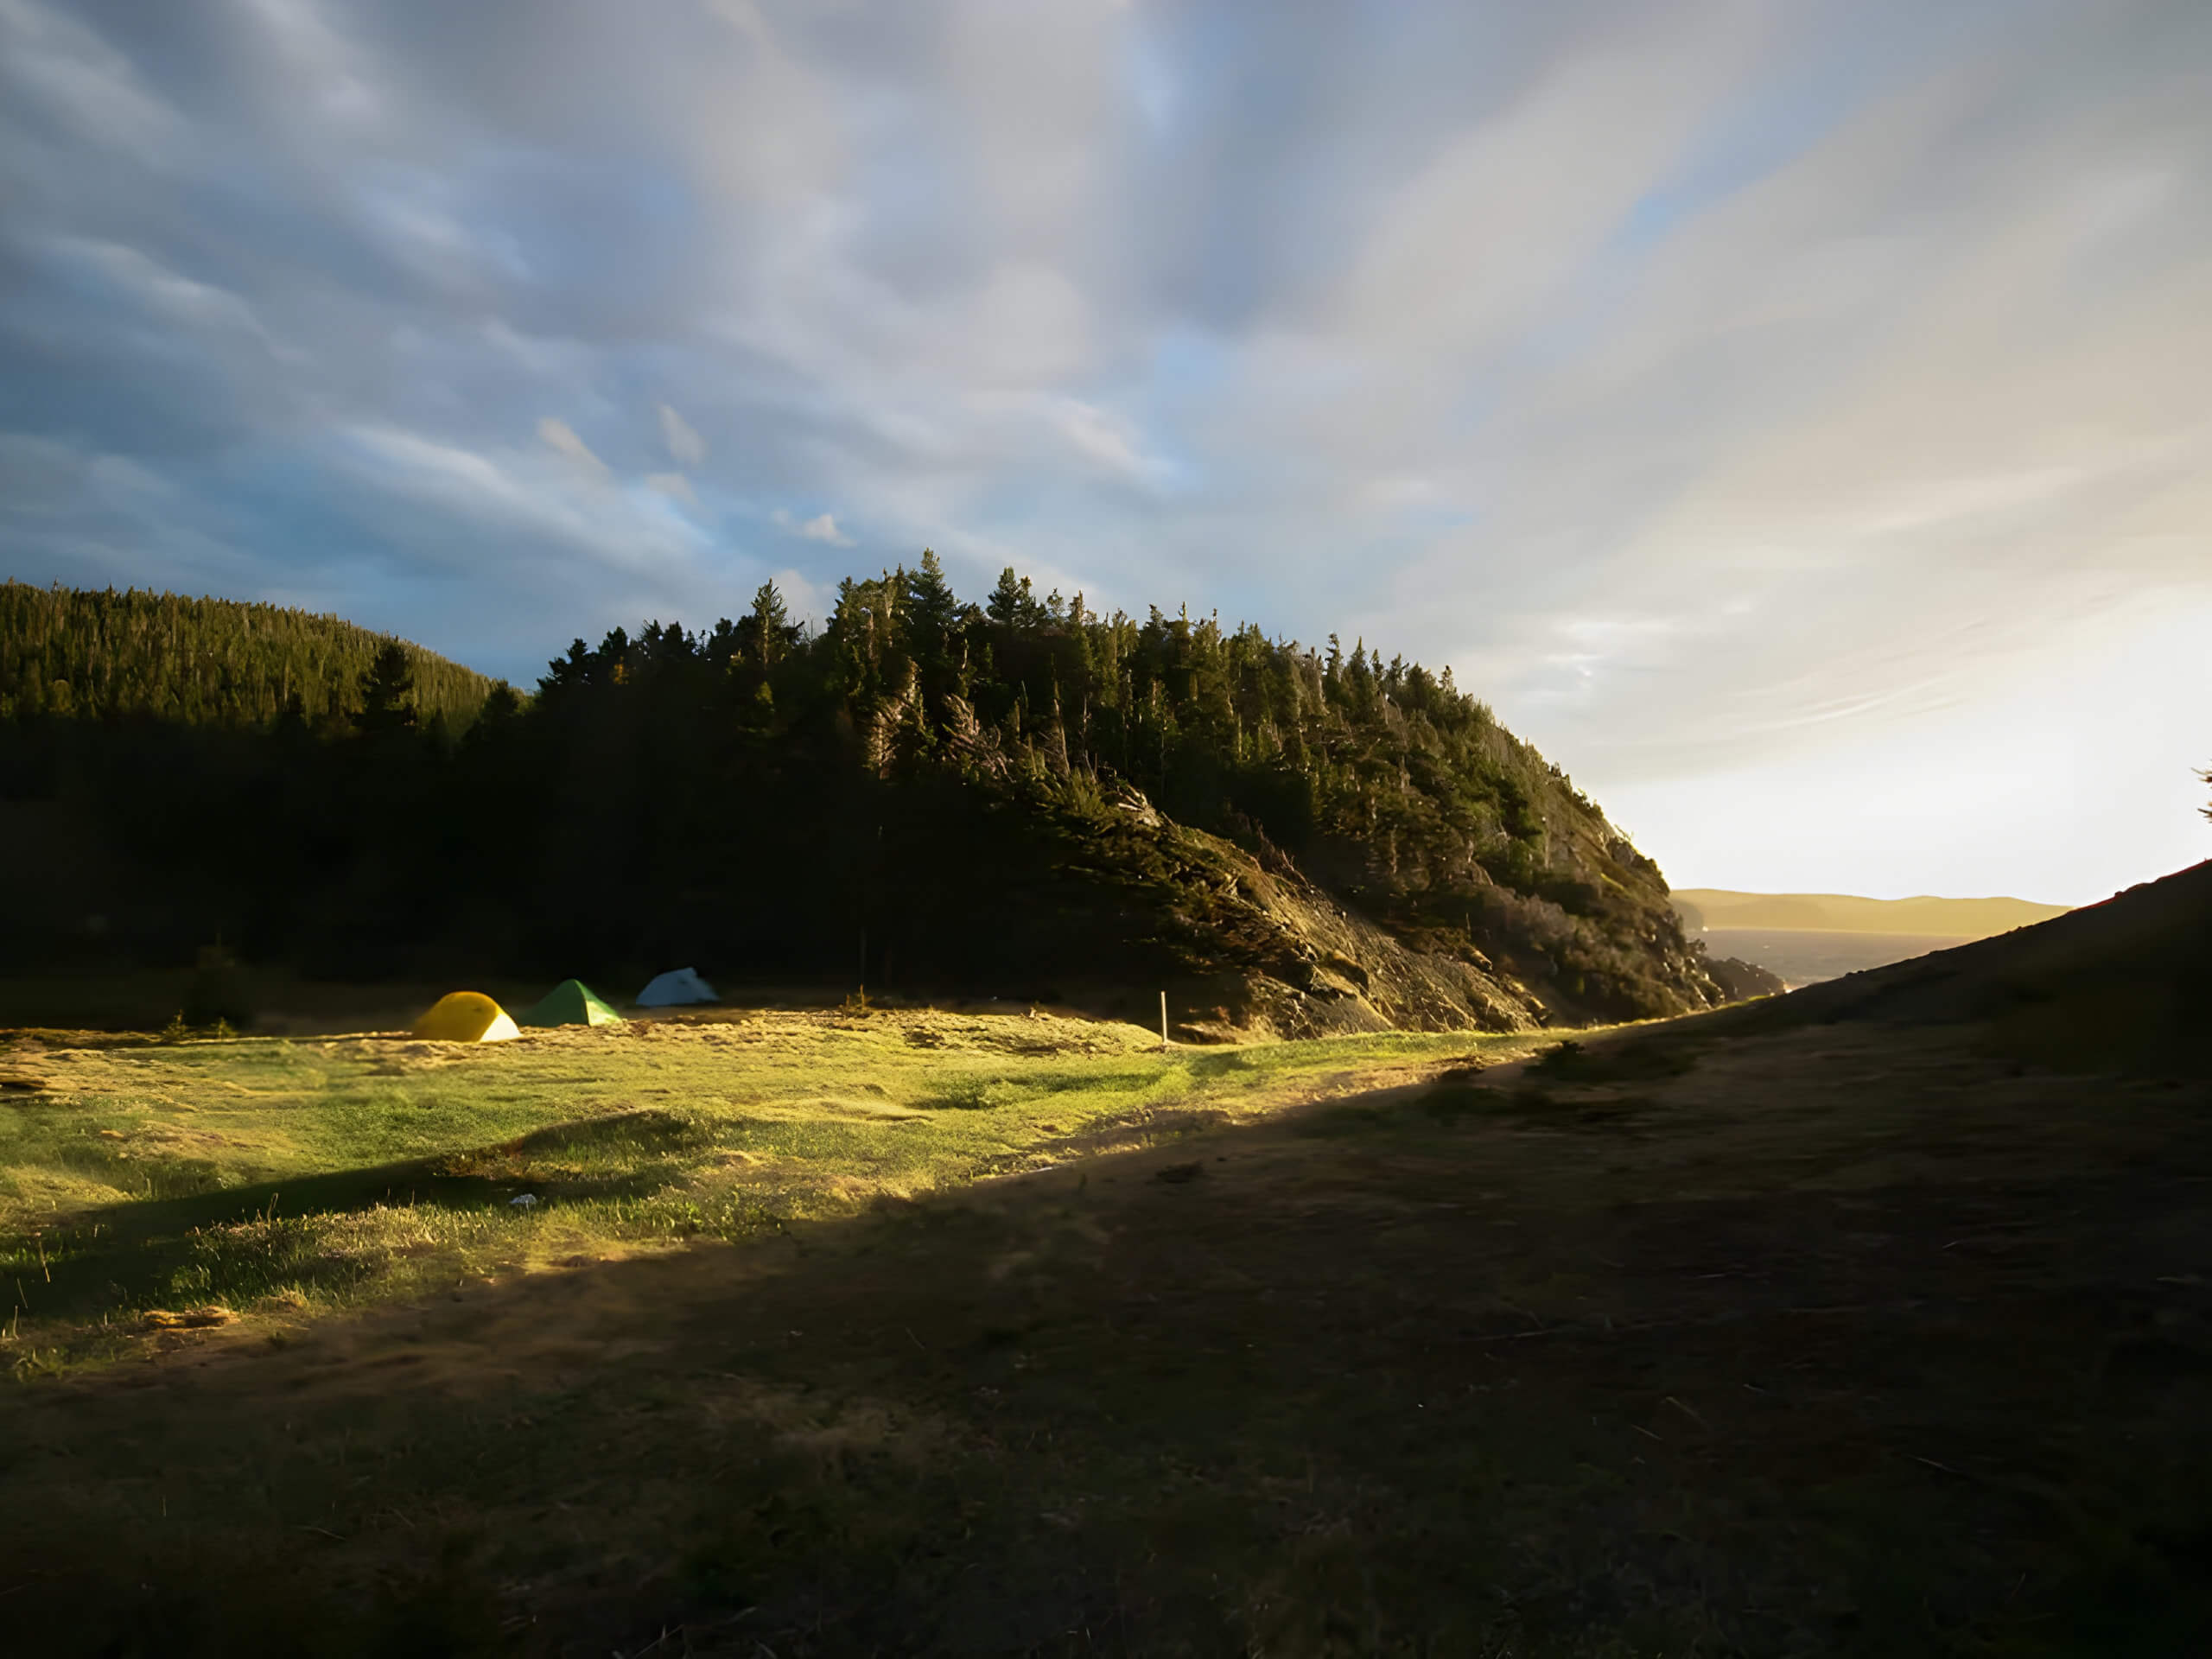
[734,582,798,673]
[986,567,1041,627]
[355,642,417,737]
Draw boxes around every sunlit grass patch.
[1,1010,1550,1369]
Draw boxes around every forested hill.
[3,558,1728,1031]
[0,582,502,728]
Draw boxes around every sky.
[2,0,2207,906]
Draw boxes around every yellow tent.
[410,991,521,1043]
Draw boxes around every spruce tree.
[746,582,792,671]
[986,567,1052,628]
[904,550,962,702]
[356,641,417,736]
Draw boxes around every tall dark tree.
[355,641,417,737]
[736,582,797,673]
[986,567,1039,627]
[905,551,958,646]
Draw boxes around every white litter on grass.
[510,1193,539,1208]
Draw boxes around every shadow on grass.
[3,1023,2212,1657]
[14,1110,706,1324]
[1288,1074,1660,1138]
[918,1065,1169,1111]
[1532,1033,1702,1084]
[1183,1049,1260,1079]
[914,1078,1003,1111]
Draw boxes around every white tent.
[637,966,718,1007]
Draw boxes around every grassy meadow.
[3,988,2209,1656]
[0,1008,1527,1371]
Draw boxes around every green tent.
[519,979,626,1028]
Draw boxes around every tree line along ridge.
[1,558,1732,1028]
[1,581,503,729]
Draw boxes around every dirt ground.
[4,1013,2211,1656]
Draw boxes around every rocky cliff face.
[976,787,1726,1037]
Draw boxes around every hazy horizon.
[3,1,2207,909]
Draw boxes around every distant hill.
[1671,889,2070,938]
[1720,861,2212,1078]
[0,582,503,728]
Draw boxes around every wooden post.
[1160,990,1169,1051]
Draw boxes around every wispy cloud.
[537,416,608,480]
[1,0,2207,899]
[658,403,704,467]
[37,236,274,346]
[799,512,852,547]
[0,0,188,168]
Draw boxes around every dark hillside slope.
[0,582,502,728]
[1719,860,2212,1076]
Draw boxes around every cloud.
[36,235,274,346]
[225,0,383,134]
[658,402,705,466]
[1044,397,1167,483]
[768,565,823,627]
[2,0,2208,900]
[537,416,608,480]
[768,505,855,547]
[0,0,188,168]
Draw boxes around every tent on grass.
[410,991,521,1042]
[520,979,625,1027]
[636,967,717,1007]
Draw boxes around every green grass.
[1,1009,1539,1367]
[3,1005,2210,1654]
[12,890,2212,1653]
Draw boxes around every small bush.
[1533,1039,1697,1084]
[1534,1040,1587,1077]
